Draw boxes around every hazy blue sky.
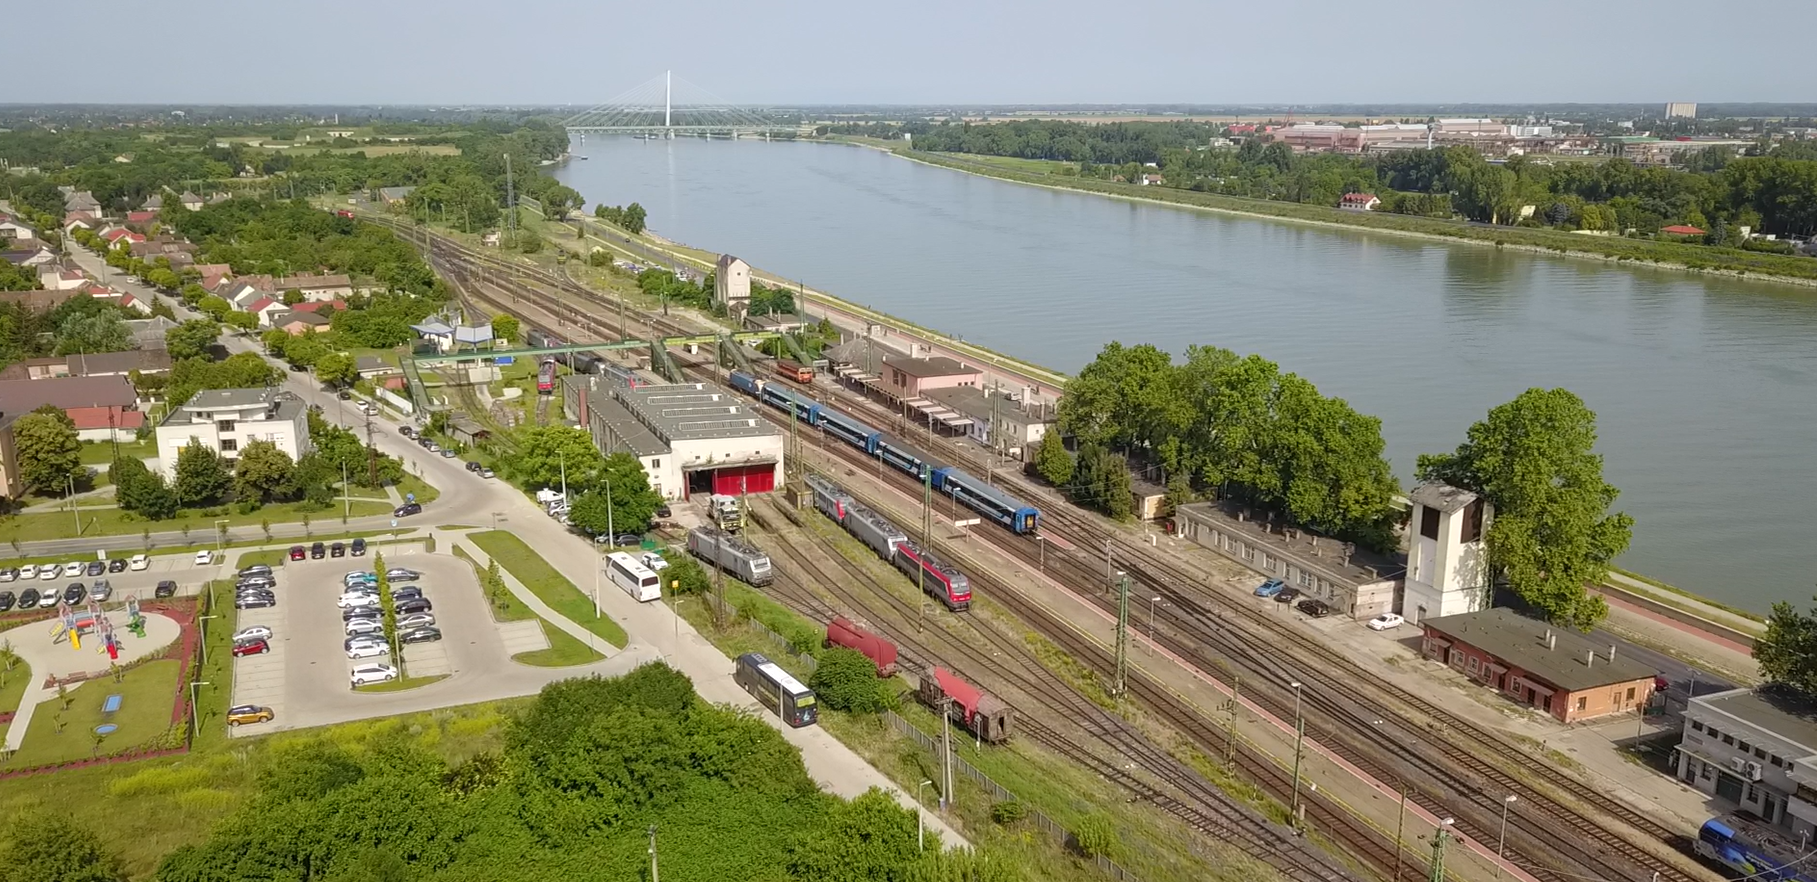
[15,0,1817,105]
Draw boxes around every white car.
[0,569,14,583]
[38,566,59,581]
[17,565,36,580]
[395,612,436,630]
[336,593,380,609]
[344,618,385,637]
[128,554,150,571]
[61,562,84,578]
[345,641,389,660]
[349,663,398,687]
[231,625,273,643]
[194,550,216,567]
[1367,613,1406,631]
[640,553,668,572]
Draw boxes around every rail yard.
[371,214,1718,882]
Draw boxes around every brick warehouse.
[1420,607,1659,723]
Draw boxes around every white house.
[155,387,312,479]
[0,216,34,240]
[1340,193,1381,211]
[1401,483,1492,623]
[713,254,751,316]
[274,273,353,302]
[37,267,89,290]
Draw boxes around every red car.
[231,638,270,657]
[289,545,306,561]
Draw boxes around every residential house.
[194,263,233,290]
[1419,607,1657,724]
[129,239,197,261]
[1137,174,1165,186]
[0,357,72,380]
[63,191,102,219]
[377,186,415,206]
[176,192,203,212]
[124,210,159,229]
[0,288,81,311]
[1661,224,1706,237]
[880,354,983,399]
[141,194,163,212]
[713,255,751,315]
[273,273,353,302]
[0,240,56,269]
[64,349,173,378]
[0,215,34,240]
[273,311,331,335]
[63,214,100,234]
[1340,193,1381,211]
[0,376,144,442]
[101,226,147,247]
[125,316,179,350]
[154,387,311,478]
[213,275,273,306]
[355,356,392,379]
[0,412,24,500]
[38,266,90,291]
[243,296,288,326]
[82,285,151,315]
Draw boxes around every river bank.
[834,138,1817,290]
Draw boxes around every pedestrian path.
[1,610,181,752]
[447,531,622,658]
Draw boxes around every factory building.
[565,375,782,501]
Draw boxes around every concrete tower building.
[1402,483,1492,623]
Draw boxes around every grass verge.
[395,473,440,505]
[3,660,181,770]
[1609,567,1764,625]
[0,529,415,572]
[510,623,606,667]
[354,674,449,693]
[449,546,534,622]
[0,500,395,544]
[192,581,235,751]
[233,549,286,571]
[80,440,154,466]
[0,659,32,716]
[467,531,627,648]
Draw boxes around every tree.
[810,648,893,713]
[164,319,221,360]
[1071,443,1131,520]
[234,439,296,504]
[54,310,131,356]
[0,262,38,292]
[509,426,604,493]
[313,351,358,387]
[12,411,82,494]
[1757,597,1817,696]
[0,816,128,882]
[622,202,646,234]
[225,311,258,333]
[787,788,923,881]
[662,554,711,596]
[144,267,180,291]
[112,455,178,520]
[491,313,520,345]
[564,455,661,537]
[196,295,233,322]
[1031,431,1073,487]
[172,440,231,507]
[1417,388,1634,628]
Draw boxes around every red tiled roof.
[126,211,157,224]
[68,406,143,431]
[245,296,276,314]
[287,298,345,313]
[1342,192,1379,203]
[1660,224,1705,235]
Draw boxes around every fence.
[734,606,1143,882]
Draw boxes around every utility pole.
[938,695,953,811]
[363,406,378,487]
[919,468,931,633]
[1113,573,1130,697]
[647,824,660,882]
[504,153,516,247]
[1224,675,1241,771]
[1429,819,1455,882]
[1393,783,1408,882]
[1289,680,1306,830]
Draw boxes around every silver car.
[344,618,385,637]
[395,612,436,630]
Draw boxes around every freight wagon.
[686,526,773,586]
[825,616,899,677]
[775,358,814,384]
[919,667,1011,743]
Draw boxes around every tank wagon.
[686,526,774,586]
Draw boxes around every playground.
[0,597,181,767]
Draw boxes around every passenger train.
[522,325,647,388]
[728,370,1040,534]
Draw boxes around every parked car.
[238,564,272,579]
[425,442,441,454]
[235,594,276,610]
[88,580,111,602]
[399,426,416,438]
[464,461,481,473]
[82,560,102,577]
[61,584,85,605]
[1367,613,1405,631]
[345,641,389,660]
[331,542,346,558]
[390,587,424,602]
[439,448,456,458]
[38,566,57,581]
[1253,579,1286,597]
[227,705,275,726]
[128,554,149,571]
[232,625,273,643]
[399,627,442,644]
[36,590,57,608]
[386,568,421,582]
[155,580,177,599]
[640,552,668,572]
[310,542,326,559]
[232,638,270,657]
[655,504,672,519]
[1274,587,1301,604]
[343,572,378,586]
[17,565,36,580]
[0,591,14,611]
[350,538,367,557]
[395,612,436,630]
[342,606,378,621]
[479,467,495,479]
[0,569,15,583]
[289,545,307,561]
[394,502,422,517]
[107,558,126,573]
[338,390,352,401]
[613,533,641,547]
[337,593,379,609]
[350,663,398,687]
[1296,599,1331,618]
[194,550,216,567]
[344,618,385,637]
[17,589,38,609]
[394,598,432,615]
[61,562,84,578]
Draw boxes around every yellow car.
[226,705,274,726]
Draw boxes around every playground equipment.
[50,602,121,658]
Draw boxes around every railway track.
[745,498,1369,882]
[384,218,1707,882]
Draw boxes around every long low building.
[565,375,783,501]
[1420,607,1657,723]
[1174,500,1403,619]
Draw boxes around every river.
[551,136,1817,614]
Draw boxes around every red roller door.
[712,464,775,496]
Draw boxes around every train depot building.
[565,375,782,500]
[1419,607,1657,723]
[1677,686,1817,837]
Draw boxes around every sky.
[15,0,1817,106]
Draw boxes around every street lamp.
[189,680,210,735]
[198,614,220,667]
[916,779,935,851]
[1496,794,1518,878]
[1148,595,1164,654]
[1289,680,1306,829]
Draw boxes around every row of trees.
[259,329,358,385]
[164,198,441,296]
[509,426,663,536]
[150,667,1011,882]
[593,202,647,234]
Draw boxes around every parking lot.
[0,550,227,607]
[227,548,519,735]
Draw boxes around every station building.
[1174,500,1403,620]
[1678,687,1817,837]
[1419,607,1657,724]
[565,375,782,501]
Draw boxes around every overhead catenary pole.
[938,695,953,811]
[664,70,672,129]
[504,153,516,246]
[1429,819,1454,882]
[1113,574,1130,697]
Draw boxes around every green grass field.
[467,531,628,648]
[232,549,286,571]
[80,440,155,466]
[0,500,395,544]
[509,622,605,667]
[3,660,181,771]
[0,658,32,716]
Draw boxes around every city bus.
[605,551,661,602]
[735,652,818,727]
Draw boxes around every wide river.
[552,136,1817,614]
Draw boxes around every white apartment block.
[155,387,311,479]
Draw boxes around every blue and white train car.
[760,383,822,425]
[817,407,882,454]
[932,467,1040,534]
[1695,819,1817,882]
[727,370,765,397]
[875,436,943,482]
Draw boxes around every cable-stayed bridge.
[562,71,802,137]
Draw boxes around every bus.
[735,652,817,727]
[605,551,661,602]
